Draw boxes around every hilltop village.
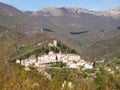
[16,40,93,72]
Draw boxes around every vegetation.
[0,37,120,90]
[95,68,120,90]
[85,34,120,60]
[117,26,120,29]
[43,28,54,32]
[100,30,105,32]
[11,40,77,61]
[0,3,120,90]
[51,63,67,68]
[70,31,89,35]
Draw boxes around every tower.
[41,27,43,33]
[53,40,57,47]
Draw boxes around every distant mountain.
[0,2,24,16]
[107,7,120,18]
[0,2,43,34]
[31,7,120,18]
[24,11,33,16]
[29,7,120,53]
[0,2,120,59]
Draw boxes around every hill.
[30,7,120,53]
[0,2,120,90]
[84,34,120,60]
[0,25,54,45]
[0,2,120,59]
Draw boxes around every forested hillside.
[0,41,120,90]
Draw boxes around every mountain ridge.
[0,2,24,16]
[0,2,120,59]
[0,2,120,18]
[30,7,120,18]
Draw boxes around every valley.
[0,2,120,90]
[0,2,120,57]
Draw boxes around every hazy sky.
[0,0,120,11]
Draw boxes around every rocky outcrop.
[31,7,120,18]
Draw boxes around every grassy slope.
[0,25,54,60]
[30,15,120,53]
[85,34,120,60]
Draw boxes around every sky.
[0,0,120,11]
